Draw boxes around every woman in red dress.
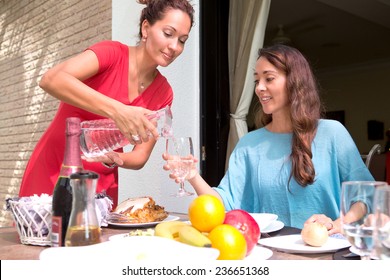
[19,0,195,207]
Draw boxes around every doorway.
[200,0,390,185]
[199,0,230,186]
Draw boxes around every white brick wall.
[0,0,112,226]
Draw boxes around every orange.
[208,224,247,260]
[188,195,225,232]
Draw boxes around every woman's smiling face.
[254,56,289,117]
[143,9,192,67]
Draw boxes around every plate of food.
[258,234,351,254]
[107,215,180,227]
[105,196,179,227]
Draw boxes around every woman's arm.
[188,174,222,200]
[305,201,367,235]
[342,201,367,224]
[119,139,157,169]
[86,138,157,169]
[162,153,222,201]
[39,50,158,143]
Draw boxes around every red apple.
[223,209,260,256]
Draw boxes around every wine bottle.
[51,117,83,247]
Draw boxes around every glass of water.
[373,185,390,259]
[165,136,194,197]
[340,181,387,260]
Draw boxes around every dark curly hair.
[137,0,195,39]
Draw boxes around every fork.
[105,212,137,223]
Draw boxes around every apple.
[223,209,260,256]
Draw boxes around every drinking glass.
[373,185,390,259]
[340,181,388,260]
[165,137,194,197]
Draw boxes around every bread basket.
[6,194,52,246]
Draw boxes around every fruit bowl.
[249,213,278,231]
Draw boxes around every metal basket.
[8,199,52,246]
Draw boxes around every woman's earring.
[142,36,147,42]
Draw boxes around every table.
[0,213,342,260]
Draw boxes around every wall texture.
[112,0,201,215]
[318,61,390,154]
[0,0,112,226]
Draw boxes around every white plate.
[262,220,284,233]
[107,235,273,260]
[249,213,278,230]
[245,246,273,260]
[258,234,351,254]
[40,236,219,261]
[107,215,180,227]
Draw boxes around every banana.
[178,225,212,247]
[154,221,189,239]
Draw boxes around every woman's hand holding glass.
[163,153,198,182]
[113,105,159,145]
[163,137,196,197]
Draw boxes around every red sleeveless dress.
[19,41,173,207]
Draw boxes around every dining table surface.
[0,212,354,261]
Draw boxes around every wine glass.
[165,137,194,197]
[373,185,390,259]
[340,181,387,260]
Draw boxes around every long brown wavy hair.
[255,44,323,187]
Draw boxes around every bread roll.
[301,222,328,247]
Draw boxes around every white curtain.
[226,0,271,169]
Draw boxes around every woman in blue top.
[164,44,374,234]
